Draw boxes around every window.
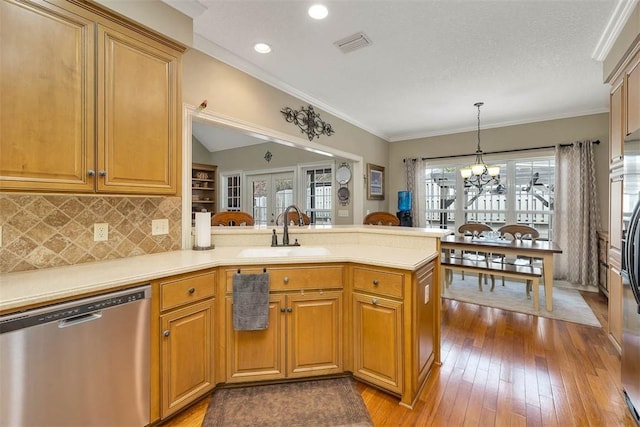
[223,174,241,211]
[423,155,555,240]
[303,166,333,224]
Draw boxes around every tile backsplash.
[0,194,182,273]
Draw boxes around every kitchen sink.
[237,246,331,258]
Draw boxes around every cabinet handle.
[163,330,170,337]
[372,298,378,305]
[87,169,96,176]
[188,287,195,294]
[372,279,379,286]
[98,170,107,177]
[283,277,289,284]
[287,307,293,312]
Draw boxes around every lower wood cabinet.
[351,260,437,408]
[225,289,343,382]
[222,265,344,383]
[148,258,439,421]
[152,270,216,421]
[608,259,623,352]
[161,300,214,416]
[352,293,403,394]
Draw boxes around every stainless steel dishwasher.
[0,285,151,427]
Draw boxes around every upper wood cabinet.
[0,0,184,194]
[610,79,625,167]
[625,50,640,138]
[0,0,96,192]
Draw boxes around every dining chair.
[454,223,494,289]
[276,211,311,226]
[363,211,400,226]
[211,211,255,226]
[494,224,540,294]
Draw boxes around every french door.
[246,171,294,226]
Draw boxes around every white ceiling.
[169,0,636,143]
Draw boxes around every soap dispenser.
[271,229,278,247]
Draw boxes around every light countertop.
[0,226,451,313]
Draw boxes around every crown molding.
[592,0,639,61]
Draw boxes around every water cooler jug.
[397,191,412,227]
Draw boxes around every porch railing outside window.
[304,167,332,224]
[423,156,555,240]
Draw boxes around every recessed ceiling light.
[254,42,271,54]
[308,4,328,20]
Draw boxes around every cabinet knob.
[87,169,96,176]
[372,279,379,286]
[280,308,286,313]
[372,298,378,305]
[283,277,289,284]
[98,170,107,177]
[163,330,170,337]
[188,287,195,294]
[287,307,293,313]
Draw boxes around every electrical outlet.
[94,223,108,242]
[338,210,349,217]
[152,219,169,236]
[0,225,2,247]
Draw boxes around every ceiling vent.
[334,32,372,53]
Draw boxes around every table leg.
[541,254,553,311]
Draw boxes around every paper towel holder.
[193,244,214,251]
[193,211,214,250]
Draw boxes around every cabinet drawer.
[225,265,344,292]
[160,271,215,311]
[353,266,404,298]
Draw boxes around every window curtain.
[405,158,427,227]
[553,140,601,287]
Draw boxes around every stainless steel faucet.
[282,205,303,246]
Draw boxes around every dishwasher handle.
[58,312,102,328]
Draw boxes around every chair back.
[497,224,539,241]
[276,211,311,226]
[458,223,492,237]
[211,211,254,226]
[363,211,400,226]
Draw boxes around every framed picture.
[367,163,385,200]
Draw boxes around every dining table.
[440,235,563,311]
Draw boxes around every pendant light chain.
[475,101,484,156]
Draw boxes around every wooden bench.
[441,254,543,310]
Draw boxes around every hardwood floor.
[162,291,636,426]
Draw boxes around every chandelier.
[460,102,500,190]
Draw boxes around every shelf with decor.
[192,163,217,222]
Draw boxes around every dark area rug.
[201,377,373,427]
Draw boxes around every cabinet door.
[96,24,179,194]
[414,263,434,387]
[225,295,286,382]
[609,171,623,253]
[608,266,623,352]
[610,80,624,167]
[0,0,95,191]
[287,292,343,377]
[626,52,640,137]
[352,293,403,394]
[161,299,214,417]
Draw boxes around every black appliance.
[622,133,640,426]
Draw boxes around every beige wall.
[389,113,610,230]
